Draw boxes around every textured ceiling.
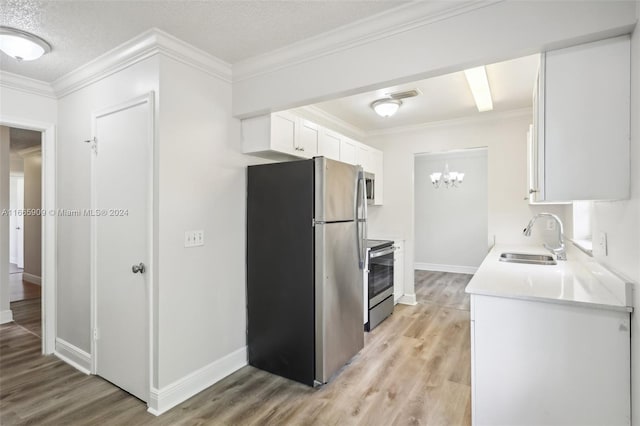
[0,0,408,82]
[312,54,540,132]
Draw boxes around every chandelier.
[430,163,464,189]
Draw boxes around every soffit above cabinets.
[310,54,540,133]
[0,0,407,82]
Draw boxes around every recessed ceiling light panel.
[464,66,493,112]
[0,26,51,61]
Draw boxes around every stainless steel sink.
[499,252,557,265]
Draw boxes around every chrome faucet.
[523,212,567,261]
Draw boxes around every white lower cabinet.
[470,294,630,426]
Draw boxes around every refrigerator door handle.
[355,172,363,269]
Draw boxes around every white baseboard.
[147,346,247,416]
[397,294,417,306]
[0,309,13,324]
[22,273,42,285]
[415,262,478,275]
[54,338,91,375]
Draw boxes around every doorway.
[6,127,43,337]
[0,119,56,355]
[414,148,488,274]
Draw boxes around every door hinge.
[93,328,99,340]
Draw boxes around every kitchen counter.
[465,245,633,312]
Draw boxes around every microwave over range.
[364,172,375,205]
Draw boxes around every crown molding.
[296,105,366,140]
[365,107,532,138]
[232,0,502,82]
[53,28,232,98]
[0,71,56,99]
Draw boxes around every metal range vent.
[388,89,421,100]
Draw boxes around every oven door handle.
[370,246,395,258]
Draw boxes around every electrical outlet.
[546,219,556,231]
[598,232,608,256]
[184,230,205,248]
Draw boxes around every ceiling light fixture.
[464,66,493,112]
[371,99,402,118]
[0,26,51,61]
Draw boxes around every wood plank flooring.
[9,273,41,302]
[0,270,472,425]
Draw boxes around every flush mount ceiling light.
[371,98,402,118]
[464,66,493,112]
[0,26,51,61]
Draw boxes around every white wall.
[156,56,268,388]
[56,57,160,354]
[232,1,636,117]
[582,12,639,422]
[366,111,565,299]
[0,126,11,322]
[414,149,488,271]
[23,152,41,278]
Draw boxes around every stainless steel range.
[365,239,394,331]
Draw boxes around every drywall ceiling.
[312,54,540,132]
[0,0,407,82]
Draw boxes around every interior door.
[15,177,24,269]
[92,94,152,402]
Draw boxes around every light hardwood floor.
[0,271,472,425]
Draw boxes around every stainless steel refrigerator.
[247,157,366,386]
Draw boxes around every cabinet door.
[356,145,373,172]
[270,111,298,156]
[340,138,357,165]
[319,128,341,161]
[543,36,630,201]
[372,149,383,205]
[298,119,319,158]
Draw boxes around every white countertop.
[465,245,633,312]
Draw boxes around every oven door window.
[368,251,393,300]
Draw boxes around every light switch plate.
[184,230,205,248]
[598,231,608,256]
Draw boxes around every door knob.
[16,226,21,230]
[132,262,146,274]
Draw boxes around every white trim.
[22,272,41,285]
[54,338,91,375]
[53,28,231,98]
[0,309,13,324]
[0,71,56,99]
[9,256,16,264]
[366,107,533,137]
[397,294,417,306]
[233,1,501,82]
[0,116,57,356]
[147,346,247,416]
[415,262,478,275]
[16,146,42,157]
[295,105,367,140]
[89,92,155,405]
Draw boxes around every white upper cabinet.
[242,111,317,159]
[356,145,373,172]
[340,137,358,165]
[298,119,319,158]
[318,128,342,161]
[242,110,384,204]
[531,36,630,202]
